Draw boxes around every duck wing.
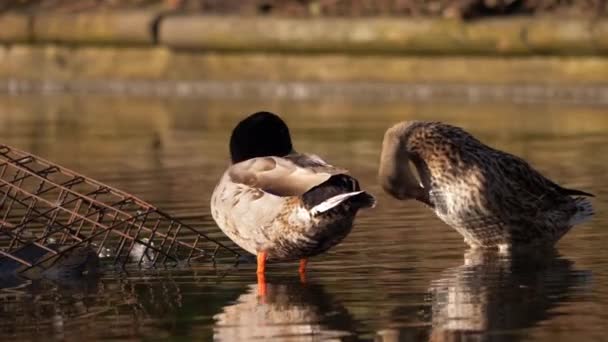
[228,155,346,197]
[487,152,582,223]
[493,151,595,199]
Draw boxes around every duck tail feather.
[310,191,376,215]
[562,187,595,197]
[569,197,594,226]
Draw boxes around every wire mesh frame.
[0,144,239,272]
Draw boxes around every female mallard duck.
[378,121,594,251]
[211,112,375,278]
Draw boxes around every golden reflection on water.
[0,94,605,340]
[428,250,587,342]
[214,281,357,341]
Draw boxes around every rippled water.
[0,94,606,341]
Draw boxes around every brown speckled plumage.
[379,121,594,250]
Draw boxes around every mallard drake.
[211,112,375,280]
[378,121,594,251]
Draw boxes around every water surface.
[0,95,606,341]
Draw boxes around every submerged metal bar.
[0,144,239,272]
[20,211,179,273]
[1,176,210,255]
[0,145,154,208]
[0,250,32,267]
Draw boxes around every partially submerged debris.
[0,144,239,281]
[0,243,98,280]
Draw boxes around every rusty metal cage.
[0,144,239,274]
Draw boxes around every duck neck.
[378,132,432,206]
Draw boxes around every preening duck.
[378,121,594,251]
[211,112,375,281]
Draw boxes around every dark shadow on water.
[0,266,242,339]
[0,273,101,339]
[424,249,590,342]
[0,261,363,340]
[213,279,361,341]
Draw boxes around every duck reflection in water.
[214,280,359,341]
[427,249,589,341]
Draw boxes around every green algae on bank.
[1,13,608,55]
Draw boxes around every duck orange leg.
[257,251,267,274]
[257,251,268,297]
[298,258,307,283]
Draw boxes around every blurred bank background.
[2,0,607,18]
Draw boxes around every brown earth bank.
[2,0,607,19]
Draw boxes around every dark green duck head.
[230,111,293,164]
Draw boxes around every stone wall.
[2,13,608,54]
[0,12,607,92]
